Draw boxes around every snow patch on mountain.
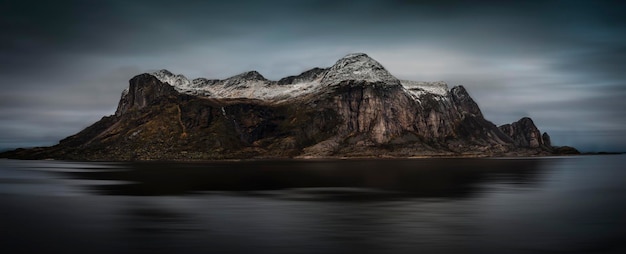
[149,54,452,102]
[151,69,324,102]
[401,80,449,97]
[151,70,192,90]
[321,53,400,86]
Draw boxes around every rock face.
[542,132,552,147]
[0,53,572,161]
[115,74,178,116]
[498,117,547,149]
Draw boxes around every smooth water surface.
[1,156,625,253]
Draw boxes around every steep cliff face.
[1,53,569,161]
[450,86,483,118]
[115,74,178,116]
[319,80,416,144]
[542,132,552,147]
[498,117,548,149]
[293,79,515,157]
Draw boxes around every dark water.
[1,156,625,254]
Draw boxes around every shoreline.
[2,152,615,163]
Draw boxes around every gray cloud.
[1,0,625,151]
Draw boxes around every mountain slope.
[1,53,571,160]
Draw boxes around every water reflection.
[62,159,549,200]
[4,157,625,254]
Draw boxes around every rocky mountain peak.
[115,74,177,116]
[450,86,483,117]
[151,69,192,90]
[230,71,267,81]
[542,132,552,147]
[154,69,174,76]
[321,53,400,86]
[518,117,534,125]
[222,71,268,87]
[498,117,546,148]
[277,67,328,85]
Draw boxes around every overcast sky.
[1,0,625,152]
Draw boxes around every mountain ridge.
[0,53,578,161]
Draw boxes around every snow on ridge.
[147,55,452,102]
[151,69,193,91]
[321,53,400,86]
[401,80,449,97]
[211,80,322,102]
[150,69,324,102]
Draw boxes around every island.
[1,53,579,161]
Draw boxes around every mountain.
[498,117,551,150]
[0,53,577,161]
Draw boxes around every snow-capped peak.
[145,53,451,102]
[151,69,192,91]
[229,71,267,81]
[321,53,400,86]
[222,71,268,88]
[153,69,174,76]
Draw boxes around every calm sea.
[1,155,625,254]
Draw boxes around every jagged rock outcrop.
[277,67,328,86]
[223,71,268,87]
[151,69,193,91]
[320,53,400,86]
[0,53,574,161]
[451,86,483,118]
[498,117,551,150]
[115,74,178,116]
[542,132,552,147]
